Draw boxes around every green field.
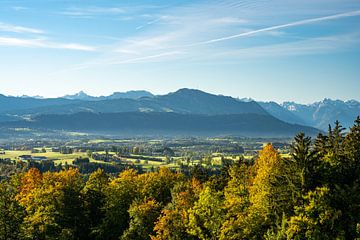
[1,149,260,169]
[2,150,87,164]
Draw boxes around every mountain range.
[0,89,358,137]
[259,99,360,130]
[63,90,154,101]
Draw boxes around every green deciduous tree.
[94,169,139,240]
[82,168,109,239]
[0,178,25,240]
[187,185,224,240]
[286,187,343,240]
[121,199,162,240]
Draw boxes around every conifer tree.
[290,133,318,194]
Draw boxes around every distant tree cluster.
[0,118,360,240]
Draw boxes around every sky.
[0,0,359,103]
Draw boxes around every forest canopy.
[1,117,360,240]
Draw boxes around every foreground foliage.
[0,118,359,239]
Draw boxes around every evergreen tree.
[290,133,318,194]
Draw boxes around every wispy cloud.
[49,51,182,75]
[136,17,163,30]
[11,6,28,11]
[0,36,96,51]
[60,7,126,17]
[0,22,43,34]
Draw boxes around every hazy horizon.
[1,0,360,103]
[2,88,359,105]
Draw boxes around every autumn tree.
[219,159,251,240]
[152,178,202,240]
[238,144,294,239]
[138,167,182,204]
[16,168,86,240]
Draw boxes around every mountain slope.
[258,101,307,125]
[154,89,268,115]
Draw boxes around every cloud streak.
[0,36,96,51]
[0,22,44,34]
[60,7,126,17]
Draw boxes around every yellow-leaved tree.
[241,144,293,239]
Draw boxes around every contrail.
[192,10,360,46]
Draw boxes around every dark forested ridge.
[0,118,359,239]
[3,111,320,137]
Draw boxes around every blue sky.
[0,0,359,103]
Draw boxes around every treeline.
[0,118,359,240]
[0,158,143,180]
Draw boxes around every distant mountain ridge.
[2,89,268,116]
[0,89,358,133]
[0,94,78,113]
[281,99,360,130]
[63,90,154,101]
